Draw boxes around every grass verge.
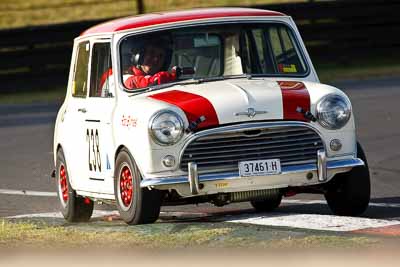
[0,219,381,249]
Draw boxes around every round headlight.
[316,94,351,130]
[150,111,184,145]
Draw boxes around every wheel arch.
[55,144,78,190]
[114,145,145,180]
[56,143,63,154]
[114,145,126,163]
[53,143,63,167]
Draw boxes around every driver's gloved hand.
[151,71,177,85]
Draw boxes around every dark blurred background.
[1,0,399,96]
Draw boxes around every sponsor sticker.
[215,182,229,189]
[121,115,137,128]
[278,64,298,73]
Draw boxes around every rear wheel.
[114,149,162,224]
[251,193,282,212]
[324,142,370,216]
[56,149,94,222]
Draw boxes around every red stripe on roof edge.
[81,8,285,36]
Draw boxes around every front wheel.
[324,142,370,216]
[114,149,162,225]
[56,149,94,222]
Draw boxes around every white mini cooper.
[53,8,370,224]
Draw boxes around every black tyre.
[251,194,282,212]
[324,142,370,216]
[114,149,162,225]
[56,149,94,222]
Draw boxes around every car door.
[83,40,116,195]
[62,41,92,191]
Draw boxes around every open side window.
[89,42,113,98]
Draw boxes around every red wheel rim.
[59,165,68,202]
[120,166,133,207]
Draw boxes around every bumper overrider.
[141,150,364,196]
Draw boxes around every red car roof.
[81,8,285,36]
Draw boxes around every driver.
[124,41,177,89]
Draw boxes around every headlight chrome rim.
[149,110,184,145]
[316,94,352,130]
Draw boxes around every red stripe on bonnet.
[149,90,219,130]
[278,81,311,122]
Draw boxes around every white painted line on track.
[6,210,204,220]
[6,210,119,219]
[282,199,400,209]
[0,189,57,197]
[7,212,63,219]
[7,210,119,219]
[1,188,400,208]
[226,213,400,232]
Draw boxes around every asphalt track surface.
[1,77,400,224]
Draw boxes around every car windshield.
[119,22,308,90]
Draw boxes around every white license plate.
[239,159,281,177]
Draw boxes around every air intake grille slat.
[197,128,310,141]
[180,125,324,173]
[185,137,321,153]
[182,146,320,161]
[191,131,316,146]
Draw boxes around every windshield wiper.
[224,74,253,80]
[137,77,225,94]
[127,74,254,96]
[127,80,199,96]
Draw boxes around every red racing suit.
[98,68,113,96]
[124,66,177,89]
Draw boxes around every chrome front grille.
[180,124,324,172]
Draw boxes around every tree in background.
[137,0,144,14]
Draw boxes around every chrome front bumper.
[141,150,364,195]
